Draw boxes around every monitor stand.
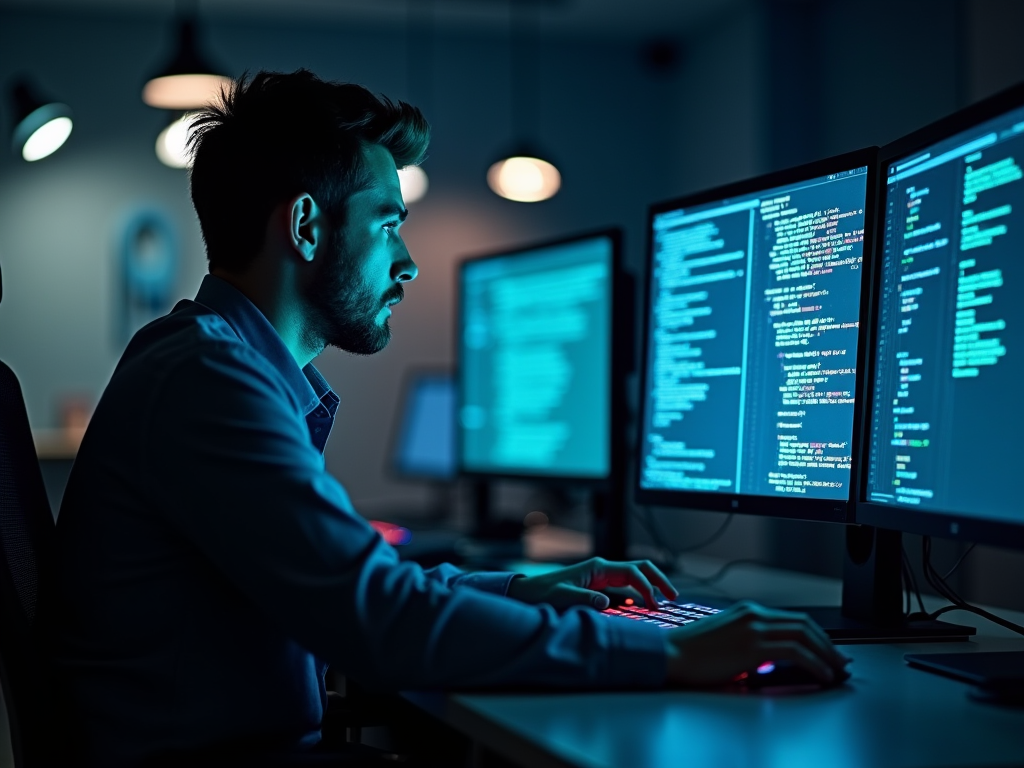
[788,526,975,644]
[464,481,524,561]
[422,481,455,522]
[591,485,628,562]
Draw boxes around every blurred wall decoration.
[117,206,179,343]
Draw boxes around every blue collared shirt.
[45,275,666,766]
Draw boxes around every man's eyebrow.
[378,203,409,222]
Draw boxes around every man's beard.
[306,235,403,356]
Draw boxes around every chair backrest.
[0,359,56,768]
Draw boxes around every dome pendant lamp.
[155,111,199,169]
[142,12,231,111]
[487,0,561,203]
[9,79,73,162]
[487,146,561,203]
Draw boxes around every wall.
[1,0,1022,615]
[0,10,208,437]
[0,4,682,519]
[968,0,1024,102]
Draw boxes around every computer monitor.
[858,84,1024,677]
[458,230,624,484]
[636,150,877,523]
[391,370,456,482]
[633,152,981,642]
[859,83,1024,550]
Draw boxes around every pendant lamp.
[155,111,199,169]
[487,0,561,202]
[143,15,231,111]
[9,79,73,162]
[487,147,561,203]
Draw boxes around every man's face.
[307,143,417,355]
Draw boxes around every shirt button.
[315,427,321,433]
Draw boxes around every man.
[43,70,848,766]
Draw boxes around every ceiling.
[0,0,745,40]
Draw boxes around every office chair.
[0,273,58,767]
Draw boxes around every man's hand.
[665,601,850,686]
[506,557,678,611]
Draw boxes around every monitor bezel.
[387,367,458,483]
[634,148,879,523]
[854,81,1024,550]
[455,227,626,488]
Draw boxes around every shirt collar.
[192,274,333,417]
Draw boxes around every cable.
[919,536,1024,637]
[901,544,927,618]
[676,514,734,554]
[928,604,966,621]
[632,508,735,563]
[630,505,676,567]
[674,557,774,588]
[925,603,1024,634]
[941,542,976,581]
[901,551,911,616]
[922,536,967,605]
[631,508,754,597]
[902,561,909,616]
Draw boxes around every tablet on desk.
[905,651,1024,685]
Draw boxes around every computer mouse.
[734,661,850,690]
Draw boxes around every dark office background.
[1,0,1023,642]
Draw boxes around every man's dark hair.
[188,69,429,273]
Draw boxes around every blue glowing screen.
[392,374,457,481]
[867,104,1024,525]
[639,167,869,499]
[459,235,613,478]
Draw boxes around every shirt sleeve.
[421,564,520,596]
[142,344,667,692]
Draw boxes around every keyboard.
[601,601,722,629]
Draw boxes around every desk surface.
[406,559,1024,768]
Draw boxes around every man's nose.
[392,243,418,283]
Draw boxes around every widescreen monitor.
[636,150,877,521]
[391,371,457,482]
[458,230,622,482]
[859,83,1024,551]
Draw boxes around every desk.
[405,559,1024,768]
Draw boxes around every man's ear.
[288,193,324,263]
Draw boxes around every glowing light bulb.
[21,116,73,162]
[398,165,429,204]
[487,156,561,202]
[155,113,198,169]
[143,73,232,110]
